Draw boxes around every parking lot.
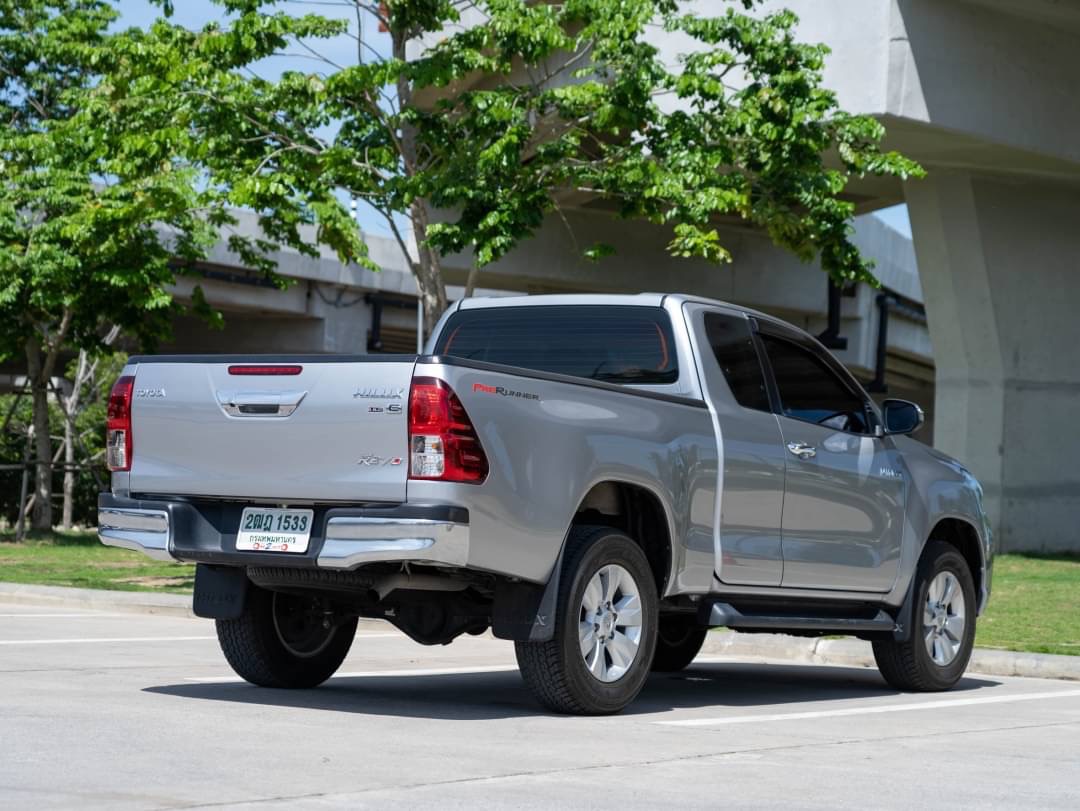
[2,603,1079,809]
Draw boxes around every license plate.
[236,507,314,554]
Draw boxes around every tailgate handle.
[216,389,308,418]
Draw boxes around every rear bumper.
[97,494,469,570]
[99,506,172,561]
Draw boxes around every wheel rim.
[578,564,643,683]
[923,570,966,667]
[272,592,337,659]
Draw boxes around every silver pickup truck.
[99,294,992,714]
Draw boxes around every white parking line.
[0,636,216,646]
[657,688,1080,727]
[185,664,519,683]
[0,613,126,618]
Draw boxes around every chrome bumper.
[98,508,174,561]
[96,504,469,570]
[318,517,468,569]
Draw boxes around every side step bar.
[705,602,899,634]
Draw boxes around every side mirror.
[882,399,924,435]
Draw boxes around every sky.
[111,0,915,242]
[113,0,399,237]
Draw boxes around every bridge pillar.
[906,172,1080,552]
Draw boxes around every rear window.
[704,312,770,412]
[434,305,679,385]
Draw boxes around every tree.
[108,0,921,335]
[54,329,120,529]
[0,1,220,530]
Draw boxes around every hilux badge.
[353,387,405,400]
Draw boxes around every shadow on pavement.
[144,660,1001,721]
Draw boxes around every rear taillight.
[408,377,488,483]
[106,375,135,472]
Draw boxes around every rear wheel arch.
[573,480,674,597]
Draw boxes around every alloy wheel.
[923,570,966,666]
[578,564,644,683]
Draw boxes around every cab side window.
[704,312,770,412]
[760,334,870,434]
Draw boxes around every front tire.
[515,526,658,714]
[873,540,976,692]
[216,585,357,688]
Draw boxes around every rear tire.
[216,585,357,688]
[651,617,707,672]
[515,526,658,715]
[873,540,976,692]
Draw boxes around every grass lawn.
[0,529,193,593]
[974,553,1080,657]
[0,535,1076,655]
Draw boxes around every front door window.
[759,334,871,434]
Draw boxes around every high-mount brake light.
[408,377,488,483]
[228,365,303,376]
[106,375,135,472]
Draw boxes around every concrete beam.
[746,1,1080,184]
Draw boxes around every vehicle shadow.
[144,660,1002,722]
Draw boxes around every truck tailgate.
[128,358,415,502]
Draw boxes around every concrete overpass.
[151,0,1078,553]
[409,0,1078,553]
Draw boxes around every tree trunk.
[61,414,75,529]
[392,27,449,336]
[14,424,33,542]
[61,350,87,530]
[25,337,53,532]
[463,266,481,299]
[410,200,449,335]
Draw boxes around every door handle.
[787,441,817,459]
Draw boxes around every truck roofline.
[454,291,778,324]
[455,292,668,309]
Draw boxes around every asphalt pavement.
[1,602,1078,809]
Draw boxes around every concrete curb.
[0,582,194,618]
[699,631,1080,682]
[3,583,1077,682]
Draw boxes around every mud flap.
[192,564,249,620]
[491,545,566,642]
[891,574,918,642]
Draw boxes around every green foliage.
[106,0,922,326]
[0,0,224,358]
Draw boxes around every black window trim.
[700,308,773,415]
[751,317,881,437]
